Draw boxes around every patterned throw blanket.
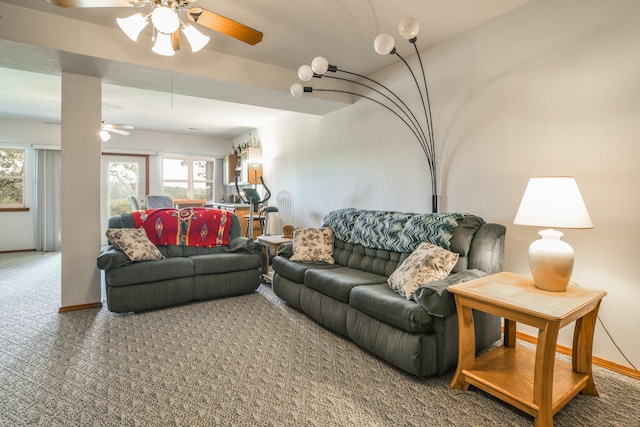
[132,208,232,247]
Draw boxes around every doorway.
[100,154,149,245]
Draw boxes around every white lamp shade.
[374,33,395,55]
[117,13,148,41]
[298,65,314,81]
[311,56,329,75]
[246,147,262,166]
[514,177,593,229]
[182,24,210,52]
[151,6,180,34]
[398,17,420,40]
[152,32,175,56]
[290,83,304,97]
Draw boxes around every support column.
[60,72,102,311]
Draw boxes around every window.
[0,148,25,208]
[162,157,214,201]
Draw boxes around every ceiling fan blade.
[172,31,180,51]
[47,0,135,7]
[108,124,135,130]
[188,7,263,45]
[107,128,131,136]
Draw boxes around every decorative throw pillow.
[105,228,164,262]
[289,227,335,264]
[387,242,458,300]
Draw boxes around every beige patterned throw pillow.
[290,227,335,264]
[388,242,458,300]
[105,228,164,262]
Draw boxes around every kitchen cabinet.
[224,154,239,185]
[225,148,262,185]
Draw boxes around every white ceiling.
[0,0,530,138]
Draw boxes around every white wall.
[0,118,233,251]
[259,0,640,370]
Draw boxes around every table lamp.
[513,177,593,292]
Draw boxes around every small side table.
[256,235,292,283]
[449,272,606,427]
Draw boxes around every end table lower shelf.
[463,346,590,417]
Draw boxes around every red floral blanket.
[132,208,232,247]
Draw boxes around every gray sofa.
[272,208,506,377]
[98,210,262,313]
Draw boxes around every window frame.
[0,148,26,210]
[161,156,215,201]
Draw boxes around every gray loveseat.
[98,210,262,313]
[272,208,506,377]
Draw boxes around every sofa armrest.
[96,245,132,271]
[412,269,487,317]
[277,242,293,258]
[226,236,261,254]
[468,223,506,274]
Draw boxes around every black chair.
[146,195,173,208]
[128,195,140,211]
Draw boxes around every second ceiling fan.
[48,0,263,55]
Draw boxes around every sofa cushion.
[412,269,487,317]
[349,283,433,334]
[105,228,164,262]
[449,215,484,272]
[322,208,363,242]
[387,242,458,300]
[304,267,387,303]
[346,244,403,276]
[105,257,194,287]
[97,245,133,270]
[190,253,260,275]
[272,256,340,283]
[351,211,411,252]
[290,227,335,264]
[398,213,463,252]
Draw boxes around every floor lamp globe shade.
[398,17,419,40]
[374,33,395,55]
[311,56,329,75]
[529,229,574,292]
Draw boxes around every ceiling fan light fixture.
[151,6,180,34]
[182,24,210,52]
[117,13,148,41]
[99,130,111,142]
[152,32,176,56]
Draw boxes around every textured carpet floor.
[1,251,638,426]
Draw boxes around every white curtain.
[35,149,61,252]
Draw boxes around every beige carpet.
[1,251,638,426]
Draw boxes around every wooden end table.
[256,235,292,283]
[449,271,606,427]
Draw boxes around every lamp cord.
[596,314,637,370]
[571,281,637,370]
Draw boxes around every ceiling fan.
[47,0,263,55]
[100,122,135,141]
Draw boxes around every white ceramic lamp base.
[528,229,574,292]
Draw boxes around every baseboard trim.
[59,302,103,313]
[0,249,37,254]
[512,330,640,380]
